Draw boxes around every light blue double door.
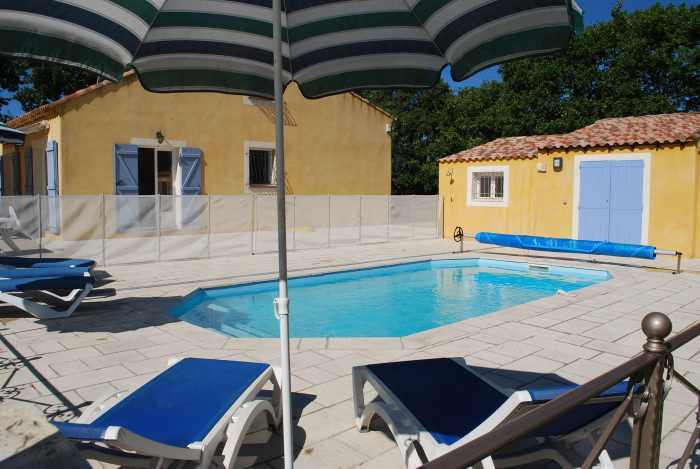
[578,160,644,244]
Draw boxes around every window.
[467,166,509,207]
[248,148,275,186]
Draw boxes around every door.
[609,160,644,244]
[578,160,644,244]
[578,161,610,241]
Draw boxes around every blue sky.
[2,0,696,118]
[442,0,696,89]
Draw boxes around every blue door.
[46,140,60,233]
[578,160,644,243]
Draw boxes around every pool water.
[171,259,608,338]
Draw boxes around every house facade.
[0,72,392,198]
[439,113,700,257]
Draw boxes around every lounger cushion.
[71,358,269,448]
[527,380,630,436]
[0,267,92,279]
[0,275,93,292]
[367,358,508,445]
[0,257,95,269]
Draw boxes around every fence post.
[251,194,256,255]
[386,195,390,243]
[411,195,416,239]
[101,194,107,266]
[359,195,363,244]
[207,194,212,258]
[291,195,296,251]
[156,195,161,262]
[631,312,673,469]
[36,194,42,259]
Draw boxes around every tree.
[496,1,699,135]
[0,59,98,121]
[361,1,699,194]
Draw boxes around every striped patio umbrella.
[0,122,24,145]
[0,1,582,467]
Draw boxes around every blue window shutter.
[113,144,140,233]
[25,148,33,194]
[180,147,202,195]
[114,144,139,195]
[45,140,60,233]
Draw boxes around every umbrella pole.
[272,0,294,468]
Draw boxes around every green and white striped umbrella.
[0,0,582,99]
[0,122,24,145]
[0,2,582,468]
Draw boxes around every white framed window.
[244,141,276,192]
[467,165,509,207]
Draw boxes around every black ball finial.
[642,312,672,352]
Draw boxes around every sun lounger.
[353,358,632,469]
[0,271,94,319]
[0,256,96,269]
[54,358,281,469]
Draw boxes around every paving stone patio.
[1,238,700,468]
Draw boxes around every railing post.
[631,312,673,469]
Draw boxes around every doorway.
[575,156,649,244]
[136,148,173,195]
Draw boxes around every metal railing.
[423,312,700,469]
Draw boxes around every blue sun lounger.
[0,256,96,269]
[0,270,94,319]
[353,358,632,469]
[54,358,281,469]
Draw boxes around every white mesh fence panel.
[0,194,439,264]
[254,195,294,254]
[329,196,361,246]
[159,196,210,261]
[0,196,41,255]
[293,196,330,250]
[389,196,413,240]
[104,196,158,265]
[210,195,254,257]
[41,196,104,263]
[360,195,389,244]
[412,196,439,239]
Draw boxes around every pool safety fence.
[0,194,441,266]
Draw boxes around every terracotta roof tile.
[540,113,700,150]
[439,135,557,163]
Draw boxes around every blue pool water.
[171,259,608,338]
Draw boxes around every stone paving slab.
[1,239,700,468]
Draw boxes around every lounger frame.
[0,272,93,319]
[68,358,281,469]
[353,358,620,469]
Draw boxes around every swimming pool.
[171,259,608,338]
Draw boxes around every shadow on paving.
[0,324,319,468]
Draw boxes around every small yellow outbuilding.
[439,113,700,257]
[1,72,392,198]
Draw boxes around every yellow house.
[439,113,700,257]
[0,72,392,197]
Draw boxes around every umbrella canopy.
[0,2,582,468]
[0,1,581,99]
[0,122,24,145]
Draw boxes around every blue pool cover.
[475,232,657,260]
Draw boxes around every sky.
[2,0,697,118]
[442,0,696,89]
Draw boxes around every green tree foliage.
[362,2,699,194]
[0,58,97,122]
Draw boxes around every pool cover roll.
[475,232,657,260]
